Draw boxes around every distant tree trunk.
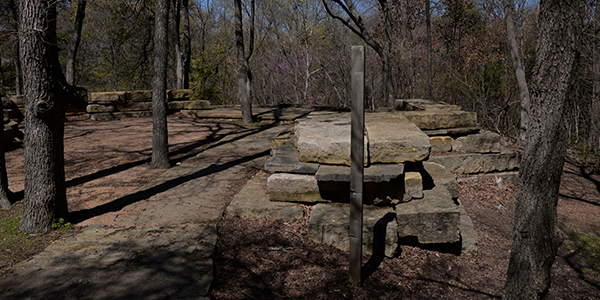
[234,0,254,124]
[151,0,170,169]
[426,0,432,100]
[503,0,530,142]
[181,0,191,89]
[65,0,87,85]
[0,65,13,210]
[592,1,600,152]
[322,0,396,106]
[504,0,583,299]
[173,0,183,89]
[19,0,70,233]
[13,44,21,95]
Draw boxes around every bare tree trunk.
[151,0,170,169]
[234,0,254,124]
[65,0,87,85]
[0,64,13,210]
[503,0,531,142]
[426,0,432,100]
[504,0,583,299]
[379,0,394,107]
[13,44,21,95]
[19,0,69,233]
[173,0,183,89]
[181,0,191,89]
[592,1,600,152]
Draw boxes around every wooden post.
[349,45,365,285]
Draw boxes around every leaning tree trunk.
[65,0,87,85]
[503,0,583,299]
[19,0,69,233]
[151,0,170,169]
[0,65,13,210]
[591,1,600,152]
[234,0,253,124]
[503,0,531,142]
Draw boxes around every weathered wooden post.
[349,45,365,285]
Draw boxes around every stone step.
[227,171,305,219]
[265,143,319,174]
[429,147,521,174]
[307,203,399,257]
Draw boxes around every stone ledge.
[428,148,521,174]
[314,164,404,182]
[265,143,319,174]
[308,203,399,257]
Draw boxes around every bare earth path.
[0,115,598,299]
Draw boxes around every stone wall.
[86,89,210,121]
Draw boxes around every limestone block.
[403,172,423,202]
[183,100,211,110]
[89,92,126,104]
[168,89,194,100]
[116,102,153,112]
[267,173,327,203]
[395,186,460,244]
[86,104,116,113]
[402,110,477,130]
[458,200,478,254]
[295,113,367,166]
[423,162,459,199]
[366,113,431,163]
[227,172,304,220]
[308,203,399,257]
[394,99,463,112]
[422,127,480,136]
[125,90,152,101]
[315,164,404,183]
[270,131,294,151]
[265,143,319,174]
[429,136,452,152]
[452,130,501,153]
[429,148,521,174]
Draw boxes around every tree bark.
[503,0,530,142]
[235,0,254,124]
[8,0,20,95]
[65,0,87,86]
[592,1,600,152]
[19,0,69,233]
[173,0,183,89]
[181,0,191,89]
[0,64,13,210]
[503,0,583,299]
[151,0,170,169]
[426,0,432,100]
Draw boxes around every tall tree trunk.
[592,1,600,152]
[234,0,254,124]
[0,64,13,210]
[65,0,87,85]
[503,0,531,142]
[379,0,394,107]
[13,43,21,96]
[426,0,432,100]
[173,0,183,89]
[151,0,170,169]
[503,0,583,299]
[19,0,69,233]
[181,0,191,89]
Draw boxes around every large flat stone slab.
[395,186,460,244]
[402,110,478,130]
[424,161,459,199]
[366,113,431,163]
[458,199,478,254]
[267,173,328,203]
[227,172,304,219]
[308,203,399,257]
[265,142,319,174]
[315,164,404,182]
[429,148,521,174]
[295,112,368,166]
[452,130,501,153]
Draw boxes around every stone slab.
[124,90,153,101]
[452,130,501,153]
[308,203,399,257]
[402,110,477,130]
[430,136,453,152]
[89,92,127,104]
[267,173,328,203]
[265,143,319,174]
[456,171,519,185]
[395,186,460,244]
[458,199,478,255]
[89,111,153,121]
[404,172,423,201]
[227,171,304,220]
[315,164,404,182]
[295,112,367,166]
[86,104,117,113]
[365,113,431,163]
[167,89,194,99]
[422,127,481,136]
[424,161,459,199]
[394,99,463,112]
[116,101,153,112]
[429,148,521,174]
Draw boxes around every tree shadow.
[69,149,270,223]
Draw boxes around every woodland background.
[0,0,598,151]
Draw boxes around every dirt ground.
[2,115,600,299]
